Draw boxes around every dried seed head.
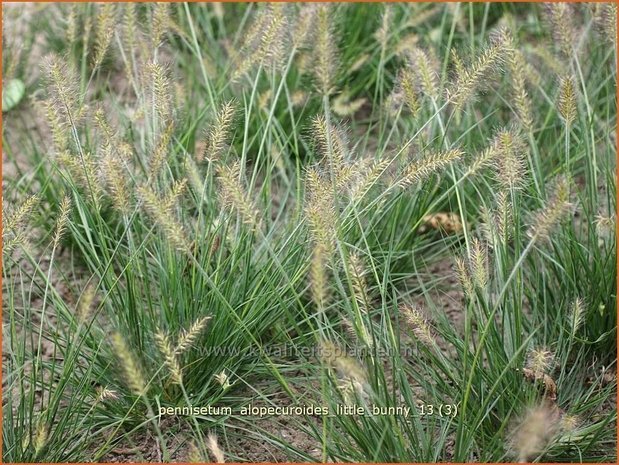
[2,194,40,255]
[42,54,83,124]
[594,213,615,239]
[155,329,183,385]
[202,100,236,163]
[44,99,70,153]
[149,121,175,177]
[332,92,366,117]
[217,162,261,231]
[557,75,577,126]
[187,441,204,463]
[212,3,224,20]
[291,90,308,107]
[349,53,369,73]
[94,106,115,144]
[509,49,534,132]
[527,175,574,242]
[559,413,579,433]
[123,3,139,51]
[396,67,420,117]
[494,190,514,244]
[207,433,225,463]
[118,140,135,162]
[215,370,231,390]
[479,206,496,246]
[385,89,404,118]
[454,255,474,299]
[469,237,488,290]
[146,62,174,124]
[522,56,543,88]
[93,4,116,70]
[510,403,558,462]
[3,194,39,236]
[295,51,312,75]
[374,5,393,47]
[82,15,93,56]
[304,167,337,252]
[594,3,617,45]
[138,184,189,251]
[77,283,96,324]
[398,148,463,188]
[341,317,357,341]
[162,178,188,211]
[334,356,367,387]
[450,48,466,82]
[292,4,318,48]
[256,4,289,70]
[311,115,348,178]
[467,126,527,190]
[493,128,528,191]
[395,33,420,55]
[175,316,211,354]
[184,157,204,196]
[95,385,118,402]
[230,9,267,78]
[232,4,289,79]
[173,82,187,111]
[33,420,48,456]
[568,297,585,338]
[319,340,367,390]
[310,241,329,311]
[406,47,440,99]
[111,332,147,396]
[467,130,505,176]
[422,212,464,234]
[56,151,103,209]
[100,145,131,214]
[526,348,554,375]
[400,304,436,347]
[543,3,575,58]
[348,253,369,314]
[52,196,72,248]
[66,4,79,45]
[405,5,440,28]
[151,3,172,46]
[348,158,389,202]
[447,27,514,109]
[258,89,272,111]
[529,45,564,76]
[342,315,373,348]
[313,4,339,96]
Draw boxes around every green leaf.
[2,79,25,112]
